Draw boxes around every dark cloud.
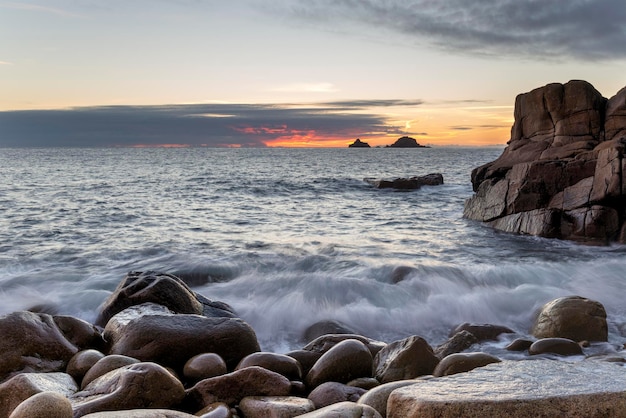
[0,100,421,147]
[285,0,626,60]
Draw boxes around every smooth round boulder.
[347,377,381,390]
[239,396,315,418]
[236,352,302,380]
[81,354,140,389]
[8,391,72,418]
[195,402,232,418]
[295,401,383,418]
[183,353,227,383]
[532,296,608,342]
[303,320,358,342]
[104,303,260,369]
[0,311,79,381]
[433,352,501,377]
[308,381,367,409]
[186,366,292,409]
[529,338,584,356]
[373,335,439,383]
[81,410,198,417]
[449,323,515,341]
[0,373,77,418]
[66,349,105,384]
[305,339,373,388]
[358,380,419,417]
[285,350,321,377]
[71,362,185,417]
[505,338,534,351]
[302,334,386,357]
[53,315,104,350]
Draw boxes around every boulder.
[433,352,501,377]
[81,354,140,389]
[372,336,439,383]
[239,396,315,417]
[194,402,233,418]
[434,330,478,359]
[66,349,106,384]
[183,353,227,383]
[285,350,321,377]
[357,380,420,417]
[81,410,198,418]
[531,296,608,342]
[0,311,79,381]
[448,323,514,342]
[528,338,584,356]
[464,80,626,243]
[185,366,291,409]
[305,339,373,388]
[307,381,367,409]
[53,315,105,350]
[104,303,260,369]
[71,362,185,417]
[236,352,302,381]
[505,339,534,352]
[96,271,235,327]
[0,372,77,418]
[387,360,626,417]
[303,334,386,358]
[296,401,383,418]
[347,377,381,390]
[8,391,73,418]
[303,320,359,342]
[364,173,443,190]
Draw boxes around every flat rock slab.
[388,360,626,418]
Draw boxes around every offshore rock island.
[464,80,626,244]
[348,136,429,148]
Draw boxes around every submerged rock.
[364,173,444,190]
[464,80,626,243]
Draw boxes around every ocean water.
[1,147,625,356]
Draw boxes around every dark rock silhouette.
[464,80,626,244]
[387,136,427,148]
[348,138,371,148]
[364,173,443,190]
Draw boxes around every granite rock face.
[464,80,626,243]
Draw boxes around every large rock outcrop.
[464,80,626,243]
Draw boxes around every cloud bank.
[0,100,422,147]
[284,0,626,61]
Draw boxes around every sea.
[1,147,625,357]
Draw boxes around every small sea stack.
[348,138,371,148]
[387,136,428,148]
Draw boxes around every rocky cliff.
[464,80,626,243]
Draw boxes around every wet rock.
[308,381,367,408]
[529,338,584,356]
[305,339,373,388]
[53,315,105,350]
[239,396,315,417]
[296,401,383,418]
[388,360,626,417]
[0,311,79,381]
[81,354,140,389]
[506,338,534,351]
[0,372,77,418]
[194,402,232,418]
[183,353,227,383]
[303,320,359,342]
[532,296,608,342]
[358,380,420,417]
[434,330,478,359]
[81,410,198,417]
[236,352,302,381]
[373,335,439,383]
[302,334,386,358]
[364,173,443,190]
[66,349,106,385]
[347,377,381,390]
[8,391,73,418]
[285,350,321,377]
[433,352,501,377]
[96,271,235,327]
[185,366,291,409]
[104,303,260,369]
[449,323,515,341]
[71,362,185,417]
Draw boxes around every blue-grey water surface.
[1,147,625,355]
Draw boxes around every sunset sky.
[2,0,626,147]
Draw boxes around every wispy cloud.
[283,0,626,61]
[0,1,83,18]
[0,100,423,148]
[0,60,14,65]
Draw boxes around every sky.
[1,0,626,148]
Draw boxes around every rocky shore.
[1,271,624,417]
